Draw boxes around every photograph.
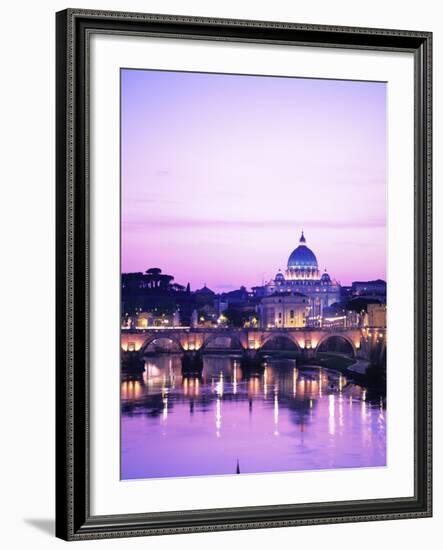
[119,69,388,480]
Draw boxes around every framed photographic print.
[55,9,432,540]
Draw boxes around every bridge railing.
[121,326,370,334]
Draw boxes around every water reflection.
[121,355,386,479]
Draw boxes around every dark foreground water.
[121,355,386,479]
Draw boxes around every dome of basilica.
[287,231,318,270]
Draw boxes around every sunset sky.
[121,69,386,292]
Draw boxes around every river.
[121,355,386,479]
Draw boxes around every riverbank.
[308,352,386,395]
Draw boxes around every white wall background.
[0,0,440,548]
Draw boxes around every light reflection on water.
[121,355,386,479]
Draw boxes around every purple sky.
[121,69,386,292]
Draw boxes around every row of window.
[274,280,336,286]
[277,310,304,318]
[278,311,294,318]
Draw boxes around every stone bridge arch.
[315,333,357,358]
[260,332,302,352]
[138,333,184,355]
[200,332,246,351]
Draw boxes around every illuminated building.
[351,279,386,301]
[321,307,360,329]
[258,291,310,328]
[254,231,341,325]
[124,310,179,328]
[366,303,387,328]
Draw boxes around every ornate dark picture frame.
[55,8,432,541]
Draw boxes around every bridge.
[121,326,386,361]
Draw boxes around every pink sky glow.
[121,69,387,292]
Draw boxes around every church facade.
[253,231,341,328]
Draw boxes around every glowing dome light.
[286,231,319,280]
[287,231,318,270]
